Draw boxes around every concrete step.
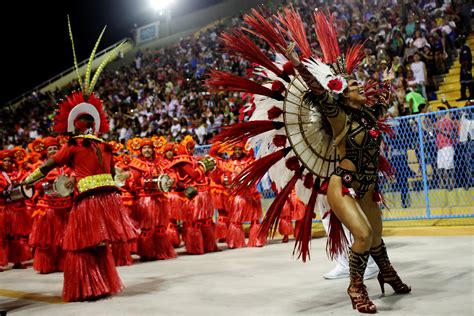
[438,82,461,92]
[430,100,468,110]
[435,73,460,83]
[435,90,464,101]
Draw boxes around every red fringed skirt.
[30,204,70,248]
[63,191,137,251]
[187,190,215,221]
[230,193,262,223]
[166,192,187,221]
[6,202,31,236]
[211,187,229,210]
[134,194,169,229]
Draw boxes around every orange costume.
[163,142,218,255]
[127,138,176,261]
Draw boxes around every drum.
[198,156,216,173]
[4,185,34,202]
[156,174,174,192]
[143,174,174,192]
[114,167,127,187]
[54,175,74,197]
[43,176,73,197]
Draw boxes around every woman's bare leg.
[358,191,382,248]
[327,176,372,253]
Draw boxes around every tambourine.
[198,156,216,173]
[4,185,34,202]
[144,174,174,192]
[42,175,73,197]
[114,167,127,187]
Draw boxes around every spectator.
[411,52,429,100]
[455,101,474,189]
[406,87,427,115]
[435,107,457,189]
[456,39,473,101]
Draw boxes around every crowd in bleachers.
[1,0,471,149]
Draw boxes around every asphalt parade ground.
[0,235,473,315]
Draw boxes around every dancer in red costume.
[206,8,410,313]
[208,142,230,243]
[23,18,135,302]
[28,137,73,273]
[159,141,185,248]
[279,189,305,243]
[127,138,176,261]
[163,142,218,254]
[0,149,32,271]
[225,143,265,248]
[110,140,136,266]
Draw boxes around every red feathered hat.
[180,135,195,154]
[54,91,109,135]
[0,150,14,160]
[43,137,59,148]
[163,143,178,154]
[28,138,46,155]
[140,138,153,148]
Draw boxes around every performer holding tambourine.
[0,148,33,271]
[28,137,74,274]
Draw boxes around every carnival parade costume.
[163,141,219,255]
[23,18,136,302]
[0,149,32,271]
[127,138,176,261]
[223,143,265,248]
[206,7,410,313]
[28,137,73,273]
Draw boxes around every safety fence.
[195,105,473,222]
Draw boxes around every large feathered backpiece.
[206,7,393,262]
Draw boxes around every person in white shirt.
[411,52,428,100]
[457,105,473,189]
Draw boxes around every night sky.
[2,0,222,105]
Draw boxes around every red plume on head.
[313,10,340,64]
[345,43,365,74]
[54,91,109,134]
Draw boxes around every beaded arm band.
[23,168,45,185]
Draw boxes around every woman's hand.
[277,42,301,66]
[382,66,395,82]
